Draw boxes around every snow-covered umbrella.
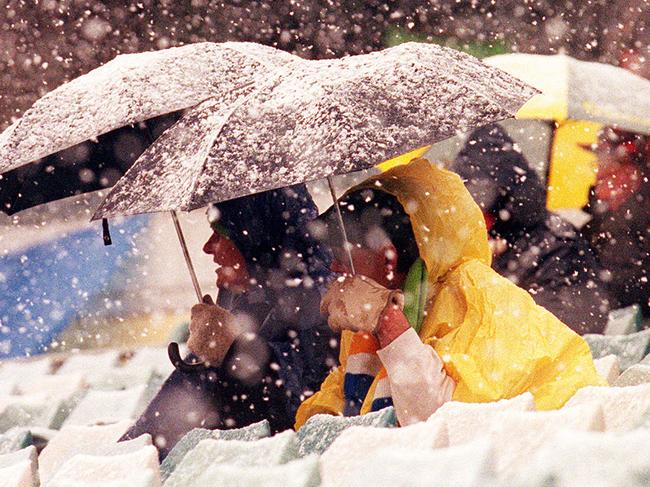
[483,53,650,211]
[93,42,537,299]
[94,42,537,217]
[0,41,299,297]
[0,42,296,173]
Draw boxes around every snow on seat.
[164,430,298,487]
[426,392,536,446]
[297,406,396,457]
[0,446,38,487]
[0,357,53,396]
[12,374,88,429]
[62,385,147,427]
[122,347,175,378]
[38,420,133,483]
[329,438,495,487]
[0,393,74,432]
[160,420,271,482]
[613,364,650,387]
[89,367,159,392]
[0,461,37,487]
[593,354,621,384]
[0,428,32,455]
[55,350,120,387]
[46,445,160,487]
[486,403,605,482]
[605,305,643,336]
[320,420,448,487]
[513,428,650,487]
[91,348,174,392]
[565,383,650,431]
[584,329,650,371]
[14,373,86,398]
[190,455,320,487]
[47,471,158,487]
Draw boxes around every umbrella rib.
[184,97,249,211]
[184,78,279,211]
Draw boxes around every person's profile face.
[202,231,249,293]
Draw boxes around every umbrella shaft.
[327,176,356,275]
[170,211,204,303]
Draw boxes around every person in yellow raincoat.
[295,158,604,429]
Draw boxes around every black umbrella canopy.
[94,42,538,220]
[0,41,298,198]
[0,112,180,215]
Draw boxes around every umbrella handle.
[327,176,356,275]
[167,342,206,372]
[170,211,208,303]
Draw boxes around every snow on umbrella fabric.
[0,41,297,174]
[485,53,650,135]
[0,41,299,303]
[93,42,538,219]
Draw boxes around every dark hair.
[319,189,419,273]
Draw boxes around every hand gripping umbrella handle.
[169,210,209,371]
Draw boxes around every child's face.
[330,241,404,289]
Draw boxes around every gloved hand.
[187,295,238,367]
[321,275,404,334]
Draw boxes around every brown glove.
[187,295,238,367]
[321,275,405,334]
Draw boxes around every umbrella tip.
[102,218,112,246]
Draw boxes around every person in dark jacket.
[583,127,650,316]
[122,185,337,458]
[451,123,612,334]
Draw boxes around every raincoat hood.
[354,157,492,286]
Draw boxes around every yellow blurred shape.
[547,120,601,209]
[57,311,187,351]
[377,145,431,171]
[486,53,570,121]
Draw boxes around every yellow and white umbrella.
[484,53,650,209]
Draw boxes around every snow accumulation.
[47,445,160,487]
[93,41,537,219]
[165,431,298,487]
[584,329,650,371]
[62,385,148,427]
[0,42,296,172]
[593,354,621,384]
[613,364,650,387]
[160,420,271,482]
[0,336,647,486]
[38,420,134,482]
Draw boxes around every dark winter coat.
[583,159,650,315]
[452,124,611,334]
[122,185,337,458]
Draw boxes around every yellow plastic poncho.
[295,158,604,429]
